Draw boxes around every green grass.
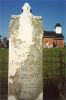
[43,48,66,56]
[0,48,8,77]
[43,48,66,99]
[43,48,66,80]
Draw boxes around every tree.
[5,39,9,48]
[64,42,66,47]
[0,35,1,38]
[0,35,3,48]
[3,37,9,48]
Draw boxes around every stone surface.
[8,2,43,100]
[36,92,43,100]
[8,95,17,100]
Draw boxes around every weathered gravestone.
[8,3,43,100]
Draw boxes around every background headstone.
[8,3,43,100]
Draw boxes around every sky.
[0,0,66,42]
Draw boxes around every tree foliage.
[0,35,9,48]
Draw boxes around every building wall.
[42,37,54,48]
[42,37,64,48]
[54,39,64,48]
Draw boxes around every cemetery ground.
[0,48,8,99]
[0,48,66,99]
[43,48,66,100]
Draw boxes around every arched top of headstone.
[22,2,32,13]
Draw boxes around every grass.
[43,48,66,79]
[43,47,66,56]
[43,48,66,99]
[0,48,66,99]
[0,48,8,99]
[0,48,8,77]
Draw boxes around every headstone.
[8,3,43,100]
